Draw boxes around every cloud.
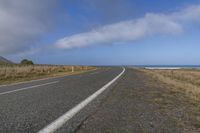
[0,0,58,55]
[55,5,200,49]
[174,5,200,22]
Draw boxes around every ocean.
[130,65,200,70]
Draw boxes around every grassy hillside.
[0,65,95,85]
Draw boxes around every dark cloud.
[0,0,59,55]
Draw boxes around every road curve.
[0,67,124,133]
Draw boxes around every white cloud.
[55,5,200,49]
[0,0,57,55]
[174,5,200,22]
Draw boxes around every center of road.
[89,71,100,75]
[38,67,125,133]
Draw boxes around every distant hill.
[0,56,13,65]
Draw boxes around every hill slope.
[0,56,13,64]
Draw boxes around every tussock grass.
[194,117,200,128]
[141,69,200,101]
[0,65,95,85]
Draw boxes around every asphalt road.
[0,67,124,133]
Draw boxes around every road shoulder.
[77,68,200,133]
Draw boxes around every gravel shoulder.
[77,68,200,133]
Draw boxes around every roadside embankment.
[0,65,96,85]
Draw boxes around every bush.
[20,59,34,65]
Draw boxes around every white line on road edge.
[0,81,59,96]
[38,67,125,133]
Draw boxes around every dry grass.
[140,69,200,102]
[0,65,95,85]
[140,69,200,130]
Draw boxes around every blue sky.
[1,0,200,65]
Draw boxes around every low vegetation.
[20,59,34,65]
[0,65,95,85]
[141,69,200,101]
[140,69,200,131]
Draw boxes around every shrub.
[20,59,34,65]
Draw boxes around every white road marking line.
[0,77,60,88]
[0,81,59,96]
[38,67,125,133]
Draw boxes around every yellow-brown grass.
[0,65,95,85]
[140,69,200,101]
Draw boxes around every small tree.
[20,59,34,65]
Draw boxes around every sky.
[1,0,200,65]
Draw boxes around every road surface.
[0,67,124,133]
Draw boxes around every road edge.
[0,68,98,88]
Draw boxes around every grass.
[194,116,200,128]
[140,69,200,102]
[0,65,95,85]
[136,68,200,131]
